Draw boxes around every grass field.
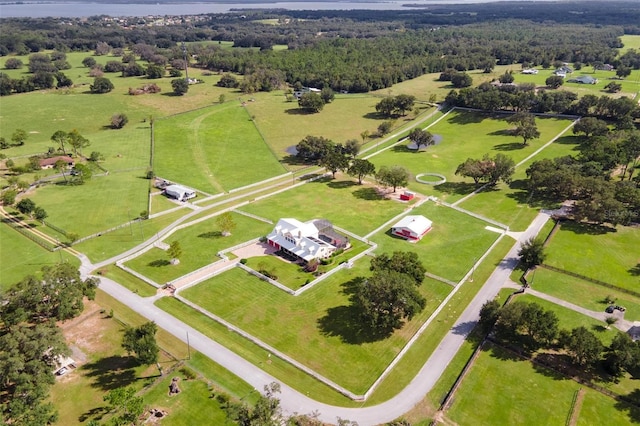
[515,294,619,345]
[238,177,409,236]
[457,134,581,231]
[368,110,573,203]
[244,92,416,162]
[179,263,452,394]
[153,104,287,194]
[620,35,640,54]
[544,220,640,291]
[125,212,273,284]
[370,201,500,282]
[26,171,149,238]
[74,208,189,263]
[531,267,640,322]
[446,342,637,425]
[0,223,79,289]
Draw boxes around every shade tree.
[376,165,409,192]
[122,322,159,365]
[517,237,547,269]
[408,128,435,151]
[319,147,349,178]
[347,158,375,184]
[171,78,189,95]
[370,251,426,286]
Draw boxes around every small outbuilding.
[164,184,196,202]
[391,215,432,241]
[400,191,415,201]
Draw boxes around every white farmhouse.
[266,218,349,263]
[391,215,433,241]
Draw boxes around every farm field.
[0,223,79,289]
[457,134,581,231]
[179,264,452,394]
[370,201,501,282]
[244,92,422,162]
[531,267,640,321]
[26,171,149,238]
[544,221,640,291]
[238,177,409,236]
[620,35,640,54]
[368,110,573,202]
[153,104,287,194]
[125,212,273,284]
[447,343,637,425]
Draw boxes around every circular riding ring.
[415,173,446,185]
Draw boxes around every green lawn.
[153,104,287,194]
[99,264,158,297]
[245,255,313,290]
[238,177,408,236]
[458,134,581,231]
[245,93,406,163]
[531,267,640,322]
[577,387,640,425]
[179,263,452,394]
[544,220,640,291]
[515,294,619,345]
[368,110,573,203]
[141,373,228,425]
[447,343,631,426]
[125,212,273,284]
[0,223,78,290]
[26,171,149,238]
[371,201,500,282]
[74,209,189,263]
[620,35,640,54]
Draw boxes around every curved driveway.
[81,210,552,425]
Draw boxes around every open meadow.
[179,262,452,394]
[370,201,501,282]
[543,221,640,291]
[446,343,639,426]
[153,103,287,194]
[368,110,574,202]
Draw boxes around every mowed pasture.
[243,92,414,162]
[368,110,573,202]
[153,104,287,194]
[446,343,637,425]
[544,221,640,292]
[458,135,581,231]
[530,267,640,322]
[125,212,273,284]
[370,201,501,282]
[180,262,452,394]
[0,224,79,289]
[26,171,149,238]
[238,177,409,236]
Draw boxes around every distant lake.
[0,0,561,18]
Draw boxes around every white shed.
[391,215,433,241]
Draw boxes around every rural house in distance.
[266,218,349,263]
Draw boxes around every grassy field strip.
[451,113,578,208]
[363,196,430,239]
[361,107,451,161]
[172,291,362,400]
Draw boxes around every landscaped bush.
[239,258,247,265]
[180,366,197,380]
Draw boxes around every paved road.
[79,210,553,425]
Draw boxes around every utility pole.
[181,42,189,83]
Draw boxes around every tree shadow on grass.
[488,129,514,137]
[363,111,387,120]
[531,352,574,381]
[317,277,393,344]
[559,220,616,235]
[79,406,110,423]
[285,108,314,115]
[82,355,139,391]
[629,264,640,276]
[447,112,487,125]
[198,231,222,239]
[327,180,357,190]
[615,390,640,424]
[353,187,385,201]
[493,142,525,151]
[433,181,478,196]
[148,259,170,267]
[390,145,412,153]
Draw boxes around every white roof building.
[266,218,337,262]
[391,215,433,241]
[164,184,196,201]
